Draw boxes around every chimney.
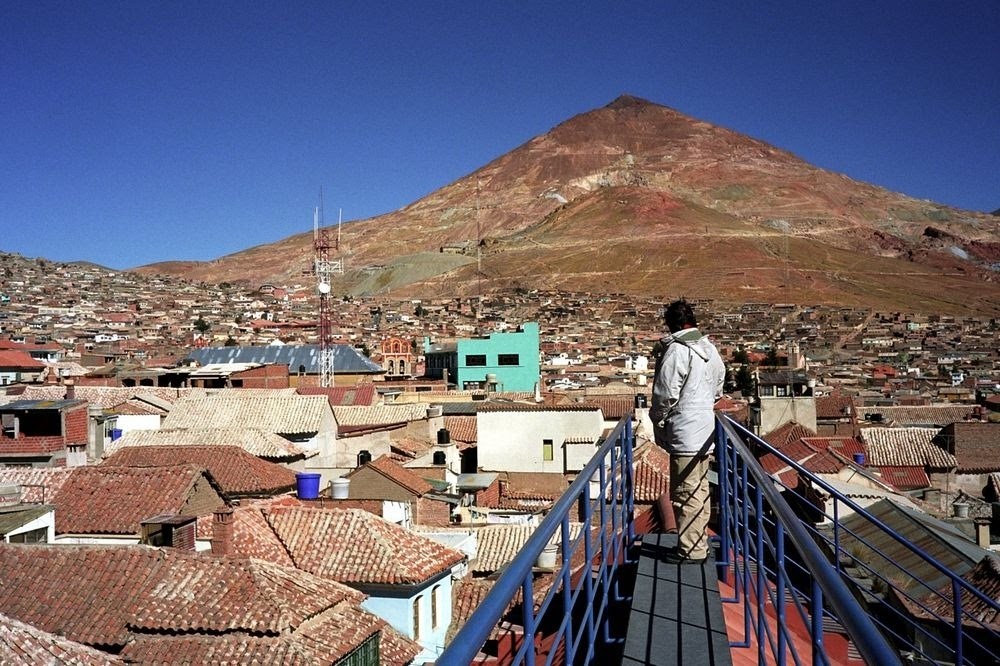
[211,507,234,556]
[975,519,991,549]
[64,379,75,400]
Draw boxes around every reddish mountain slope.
[132,95,1000,313]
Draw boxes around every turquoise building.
[423,322,540,392]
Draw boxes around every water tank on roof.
[433,450,447,465]
[437,428,451,445]
[331,477,350,500]
[357,450,372,466]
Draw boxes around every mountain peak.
[605,94,658,110]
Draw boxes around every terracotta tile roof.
[195,503,296,566]
[469,523,582,575]
[163,394,330,434]
[298,384,378,406]
[0,612,123,665]
[903,553,1000,630]
[106,400,163,416]
[101,445,298,497]
[448,578,496,641]
[861,428,957,468]
[0,350,45,369]
[444,415,477,443]
[763,421,817,447]
[878,466,932,490]
[333,403,428,429]
[478,403,602,413]
[858,404,978,427]
[499,472,572,501]
[760,440,822,487]
[105,427,312,460]
[52,465,224,535]
[0,544,419,664]
[347,454,435,496]
[265,506,465,585]
[632,440,671,503]
[0,467,73,502]
[800,436,866,458]
[390,436,434,460]
[815,393,856,420]
[577,396,633,420]
[11,386,188,410]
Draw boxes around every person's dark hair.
[664,299,697,333]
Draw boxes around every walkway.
[621,532,733,666]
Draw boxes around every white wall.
[477,409,605,473]
[115,414,161,432]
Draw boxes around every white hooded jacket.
[650,327,726,455]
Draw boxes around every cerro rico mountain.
[135,95,1000,314]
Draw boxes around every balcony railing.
[717,415,1000,666]
[437,415,636,665]
[437,412,1000,665]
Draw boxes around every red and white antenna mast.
[313,190,344,388]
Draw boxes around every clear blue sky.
[2,1,997,269]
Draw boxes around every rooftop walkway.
[621,532,733,666]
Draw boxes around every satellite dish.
[317,282,331,295]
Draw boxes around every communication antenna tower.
[313,191,345,388]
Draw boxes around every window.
[543,439,554,461]
[335,634,380,666]
[776,385,788,397]
[465,354,486,367]
[8,527,47,544]
[412,596,421,639]
[759,385,774,397]
[431,585,440,629]
[498,353,519,366]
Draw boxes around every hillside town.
[1,250,999,663]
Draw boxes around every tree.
[734,365,754,396]
[732,348,749,364]
[224,336,238,347]
[765,348,779,366]
[193,316,210,333]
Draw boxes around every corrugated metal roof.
[0,399,85,411]
[834,498,986,595]
[184,344,382,374]
[0,505,52,536]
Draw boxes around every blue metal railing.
[717,415,1000,666]
[436,415,636,665]
[439,411,1000,665]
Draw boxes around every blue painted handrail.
[715,415,901,665]
[717,414,1000,666]
[436,415,635,665]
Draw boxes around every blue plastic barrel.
[295,472,322,499]
[110,428,123,441]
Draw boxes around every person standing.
[650,299,726,564]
